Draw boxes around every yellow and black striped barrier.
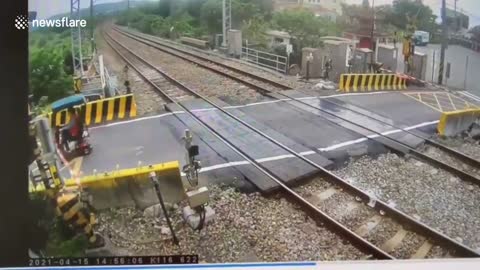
[29,161,181,193]
[48,94,137,127]
[30,161,184,210]
[339,74,407,92]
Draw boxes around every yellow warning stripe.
[360,74,368,91]
[353,74,359,92]
[29,161,180,193]
[47,94,137,128]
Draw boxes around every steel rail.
[113,27,480,187]
[104,30,480,258]
[104,32,394,260]
[112,27,288,93]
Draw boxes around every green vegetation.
[385,0,439,35]
[29,29,76,104]
[28,194,88,257]
[45,218,89,257]
[115,0,339,63]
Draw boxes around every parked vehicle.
[414,31,430,46]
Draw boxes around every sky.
[28,0,480,26]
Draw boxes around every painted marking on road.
[405,91,479,112]
[90,91,421,130]
[459,91,480,103]
[179,120,439,176]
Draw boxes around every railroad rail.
[104,29,480,259]
[112,26,480,187]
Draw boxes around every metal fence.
[241,46,288,74]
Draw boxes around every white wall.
[416,44,480,94]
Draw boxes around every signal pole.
[90,0,95,54]
[438,0,447,85]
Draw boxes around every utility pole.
[71,0,84,77]
[454,0,458,31]
[222,0,231,48]
[438,0,447,85]
[370,0,375,70]
[90,0,95,54]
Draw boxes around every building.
[341,4,389,50]
[302,0,344,16]
[273,0,345,22]
[445,8,469,36]
[265,30,292,48]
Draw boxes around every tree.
[200,0,223,35]
[241,15,270,47]
[200,0,274,35]
[385,0,438,34]
[273,8,335,48]
[29,48,72,103]
[470,25,480,42]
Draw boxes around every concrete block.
[301,48,323,78]
[437,109,480,137]
[182,205,215,229]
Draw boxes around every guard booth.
[302,37,358,82]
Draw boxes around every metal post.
[370,0,375,70]
[454,0,458,32]
[464,55,469,90]
[438,0,447,85]
[306,61,310,81]
[149,172,179,245]
[90,0,96,54]
[71,0,84,77]
[222,0,231,48]
[431,50,436,82]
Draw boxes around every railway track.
[104,30,480,260]
[113,26,480,188]
[112,26,290,94]
[104,34,194,103]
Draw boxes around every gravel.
[434,135,480,161]
[390,232,425,259]
[96,25,168,116]
[294,176,449,258]
[120,27,308,90]
[420,145,480,178]
[335,153,480,251]
[366,218,400,247]
[109,30,269,106]
[96,185,365,262]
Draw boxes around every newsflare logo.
[15,15,29,30]
[15,14,87,30]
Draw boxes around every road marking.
[89,92,404,130]
[445,93,457,110]
[179,120,439,176]
[433,93,443,112]
[404,93,443,112]
[459,91,480,103]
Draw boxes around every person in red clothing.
[60,107,83,151]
